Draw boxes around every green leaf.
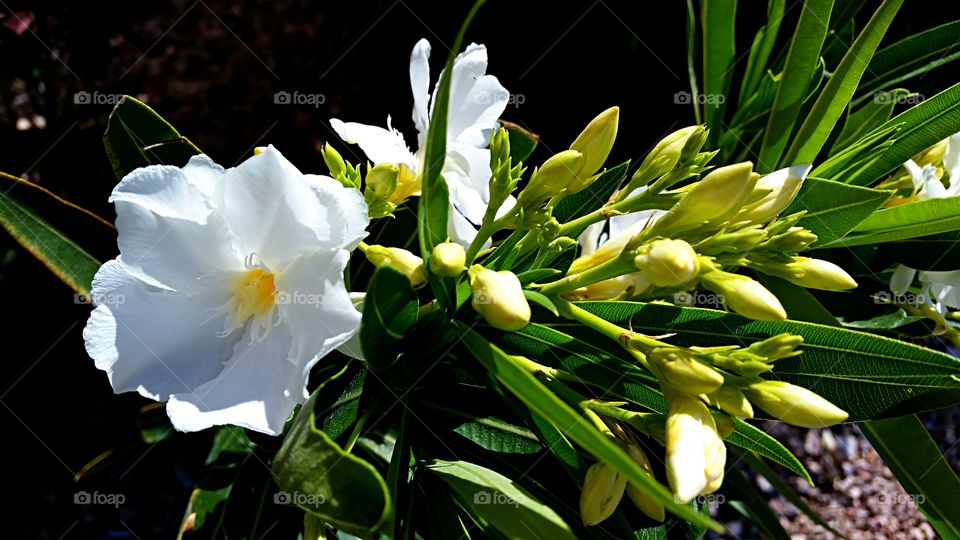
[843,82,960,185]
[456,323,722,531]
[502,121,539,162]
[739,0,786,106]
[427,460,577,540]
[839,309,922,330]
[523,289,559,316]
[781,176,892,246]
[0,172,102,295]
[553,161,630,224]
[701,0,737,147]
[831,89,907,154]
[757,0,834,172]
[574,301,960,420]
[453,416,543,454]
[517,268,562,285]
[823,196,960,247]
[856,20,960,105]
[272,368,391,536]
[782,0,903,167]
[685,0,703,124]
[103,96,201,180]
[862,415,960,540]
[360,266,418,369]
[739,451,844,536]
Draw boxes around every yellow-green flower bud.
[580,461,627,526]
[637,126,700,179]
[517,150,583,209]
[664,391,725,503]
[321,143,346,178]
[633,238,700,287]
[568,106,619,192]
[704,386,754,418]
[647,347,724,395]
[569,220,647,274]
[365,162,400,199]
[700,270,786,321]
[761,226,818,251]
[733,164,809,225]
[365,246,427,289]
[563,272,651,301]
[744,380,849,428]
[783,257,858,291]
[746,333,804,362]
[468,265,531,331]
[652,162,759,236]
[623,443,665,522]
[429,242,466,277]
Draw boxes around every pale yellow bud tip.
[787,258,858,291]
[744,380,848,428]
[468,265,531,331]
[429,242,467,277]
[365,246,428,289]
[633,238,700,287]
[580,462,626,526]
[569,106,620,186]
[700,270,787,321]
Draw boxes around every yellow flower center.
[233,268,277,325]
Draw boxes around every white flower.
[331,38,513,246]
[83,146,369,435]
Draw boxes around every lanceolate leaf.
[862,416,960,540]
[0,172,102,295]
[427,460,577,540]
[701,0,737,147]
[360,266,418,369]
[739,0,785,105]
[103,96,201,180]
[782,0,904,167]
[831,89,907,153]
[822,196,960,248]
[501,120,539,162]
[574,301,960,420]
[758,0,834,172]
[781,176,892,246]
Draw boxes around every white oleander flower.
[83,146,369,435]
[331,38,513,246]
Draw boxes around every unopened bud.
[468,265,531,331]
[569,220,648,274]
[623,443,665,522]
[429,242,466,277]
[743,380,848,428]
[547,236,577,254]
[564,273,651,301]
[365,162,399,199]
[651,162,758,236]
[580,462,627,526]
[321,143,346,178]
[568,106,619,192]
[700,270,786,321]
[646,347,724,395]
[636,126,701,180]
[762,226,818,251]
[734,164,809,225]
[704,386,754,418]
[783,257,858,291]
[664,391,726,503]
[365,246,427,289]
[633,238,700,287]
[517,150,583,209]
[745,333,803,362]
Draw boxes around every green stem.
[537,256,634,297]
[557,191,679,238]
[465,208,518,265]
[552,298,669,367]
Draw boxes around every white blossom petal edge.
[330,38,513,246]
[83,146,369,435]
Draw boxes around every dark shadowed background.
[2,1,959,538]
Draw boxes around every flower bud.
[517,150,583,209]
[429,242,466,277]
[564,272,651,301]
[704,386,754,418]
[700,270,786,321]
[734,164,809,225]
[623,443,665,522]
[665,391,723,503]
[784,258,858,291]
[743,380,848,428]
[568,106,619,192]
[633,239,700,287]
[700,410,726,494]
[570,220,648,274]
[637,126,701,179]
[745,333,803,362]
[468,265,531,331]
[365,245,427,289]
[321,143,347,178]
[651,162,758,236]
[647,347,724,395]
[580,462,627,526]
[761,226,818,251]
[365,162,399,199]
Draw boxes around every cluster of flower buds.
[321,143,420,219]
[621,125,716,197]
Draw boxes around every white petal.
[920,165,947,199]
[946,132,960,193]
[217,146,367,268]
[890,264,917,295]
[337,293,366,361]
[578,222,605,257]
[83,260,237,401]
[904,160,923,193]
[448,206,482,247]
[276,250,361,372]
[445,43,509,148]
[110,164,241,291]
[410,38,432,147]
[182,154,226,200]
[303,174,370,250]
[330,118,417,168]
[445,145,493,224]
[166,325,299,435]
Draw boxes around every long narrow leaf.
[702,0,737,147]
[739,0,786,105]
